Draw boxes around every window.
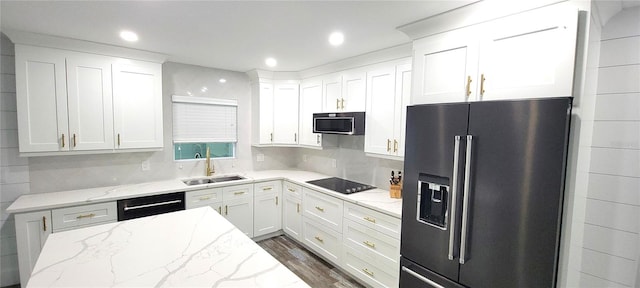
[172,95,237,161]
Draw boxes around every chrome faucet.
[205,147,215,176]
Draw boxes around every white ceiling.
[0,1,476,72]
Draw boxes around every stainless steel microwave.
[312,112,365,135]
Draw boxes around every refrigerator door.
[401,103,469,282]
[458,98,571,287]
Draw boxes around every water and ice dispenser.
[417,178,449,229]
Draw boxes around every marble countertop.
[7,170,402,218]
[27,207,309,287]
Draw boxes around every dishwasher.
[117,192,185,221]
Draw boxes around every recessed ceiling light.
[219,78,227,83]
[329,31,344,46]
[200,86,208,93]
[265,57,277,67]
[119,30,138,42]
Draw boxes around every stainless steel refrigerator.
[399,98,572,288]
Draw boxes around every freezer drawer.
[400,257,464,288]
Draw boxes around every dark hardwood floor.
[257,235,365,288]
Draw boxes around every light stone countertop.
[7,170,402,218]
[27,207,310,288]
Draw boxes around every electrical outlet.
[303,154,308,162]
[141,160,151,171]
[257,153,265,162]
[331,159,337,168]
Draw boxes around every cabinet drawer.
[222,184,253,200]
[344,202,401,239]
[303,217,342,265]
[343,245,399,288]
[52,202,117,232]
[303,188,343,232]
[254,180,282,196]
[185,188,222,209]
[343,219,399,270]
[283,181,302,199]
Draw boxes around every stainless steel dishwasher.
[117,192,185,221]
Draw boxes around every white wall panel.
[0,111,17,130]
[0,254,19,287]
[583,224,638,259]
[595,93,640,121]
[581,248,636,286]
[600,36,640,67]
[590,147,640,178]
[592,121,640,149]
[0,183,30,204]
[584,199,639,233]
[0,148,28,167]
[0,74,15,93]
[0,220,16,238]
[588,173,640,206]
[597,65,640,94]
[579,272,630,288]
[0,165,29,184]
[0,92,16,112]
[602,7,640,40]
[0,130,18,148]
[0,55,15,74]
[0,236,17,256]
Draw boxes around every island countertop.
[26,207,309,288]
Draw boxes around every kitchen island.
[25,207,309,287]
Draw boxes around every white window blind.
[172,95,237,143]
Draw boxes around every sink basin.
[183,175,245,186]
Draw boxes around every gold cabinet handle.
[316,134,320,144]
[73,133,77,147]
[42,216,46,231]
[336,99,340,110]
[341,98,345,109]
[270,132,273,142]
[234,191,245,195]
[297,203,300,213]
[76,213,96,219]
[199,196,211,201]
[480,73,486,97]
[364,216,376,223]
[287,188,296,192]
[362,268,374,277]
[466,76,473,97]
[218,206,222,214]
[117,134,121,146]
[387,139,391,152]
[262,187,273,191]
[315,236,324,243]
[225,205,228,215]
[315,206,324,212]
[275,196,278,205]
[294,133,297,142]
[61,134,65,148]
[363,240,376,248]
[393,139,398,152]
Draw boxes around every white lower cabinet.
[253,181,283,237]
[15,210,52,288]
[282,182,303,241]
[221,184,254,238]
[185,188,223,212]
[343,245,398,288]
[302,188,343,232]
[303,217,342,266]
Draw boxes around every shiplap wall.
[579,7,640,287]
[0,33,28,286]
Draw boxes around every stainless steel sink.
[183,175,245,186]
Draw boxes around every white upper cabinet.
[299,78,323,147]
[411,3,578,104]
[272,83,299,145]
[258,82,274,144]
[15,45,68,152]
[14,44,164,155]
[322,74,342,112]
[364,59,412,159]
[341,70,367,112]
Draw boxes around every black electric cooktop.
[306,177,375,194]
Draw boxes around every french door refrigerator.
[399,98,572,288]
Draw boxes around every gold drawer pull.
[199,196,211,201]
[315,206,324,212]
[233,191,245,195]
[76,213,96,219]
[387,139,391,152]
[297,203,300,213]
[73,133,77,147]
[466,75,472,97]
[275,196,278,205]
[42,216,46,231]
[315,236,324,243]
[364,217,376,223]
[61,134,65,148]
[218,206,222,214]
[287,188,296,192]
[362,268,374,277]
[262,187,273,191]
[363,241,376,248]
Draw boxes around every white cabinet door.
[224,197,254,238]
[365,66,397,155]
[253,181,282,237]
[66,54,114,151]
[411,28,479,105]
[283,193,302,241]
[299,79,323,147]
[15,210,52,287]
[272,83,299,144]
[112,61,163,149]
[341,70,366,112]
[477,4,578,101]
[15,45,69,152]
[394,63,412,158]
[323,74,343,111]
[258,82,274,144]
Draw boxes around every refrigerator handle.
[459,135,473,264]
[401,266,445,288]
[448,135,462,260]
